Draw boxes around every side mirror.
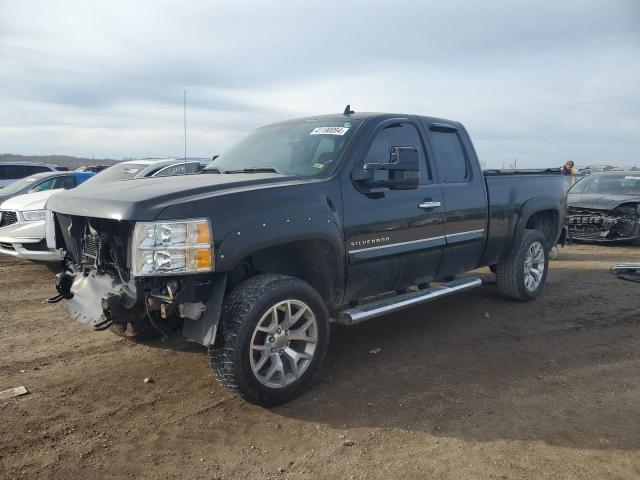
[353,146,420,190]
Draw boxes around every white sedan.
[0,189,62,262]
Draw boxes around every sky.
[0,0,639,168]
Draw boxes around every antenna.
[183,90,187,173]
[343,104,354,115]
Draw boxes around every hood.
[0,193,13,207]
[46,173,305,221]
[568,193,640,210]
[1,189,64,211]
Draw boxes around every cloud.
[0,0,638,167]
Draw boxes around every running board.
[337,277,482,325]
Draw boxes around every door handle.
[418,201,441,209]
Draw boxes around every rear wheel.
[209,274,330,406]
[496,229,549,301]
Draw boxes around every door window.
[185,162,203,174]
[363,123,430,182]
[54,176,76,189]
[154,163,187,177]
[30,178,56,192]
[430,131,469,183]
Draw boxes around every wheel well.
[526,210,558,246]
[228,240,341,309]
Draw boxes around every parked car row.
[0,158,210,263]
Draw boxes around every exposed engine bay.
[49,213,224,345]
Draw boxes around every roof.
[14,170,74,182]
[266,111,461,128]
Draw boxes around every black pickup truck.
[47,111,567,405]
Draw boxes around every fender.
[509,195,563,254]
[215,208,345,302]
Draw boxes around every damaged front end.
[49,214,225,345]
[568,203,640,243]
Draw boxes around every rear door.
[422,122,487,277]
[342,118,445,300]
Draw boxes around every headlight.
[21,209,47,222]
[131,219,213,276]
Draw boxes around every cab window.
[430,131,469,183]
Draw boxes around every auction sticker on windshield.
[310,127,349,135]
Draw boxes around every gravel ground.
[1,243,639,479]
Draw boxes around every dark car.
[0,162,65,188]
[0,171,95,206]
[568,171,640,243]
[48,111,567,406]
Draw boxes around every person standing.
[562,160,576,190]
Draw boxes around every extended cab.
[47,112,567,405]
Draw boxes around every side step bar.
[337,277,482,325]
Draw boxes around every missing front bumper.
[52,269,227,346]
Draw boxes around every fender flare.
[216,211,345,303]
[510,196,563,254]
[182,273,227,346]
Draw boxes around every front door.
[342,119,445,301]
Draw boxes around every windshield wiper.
[223,167,281,174]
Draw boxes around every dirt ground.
[1,244,639,479]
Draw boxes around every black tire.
[495,229,549,301]
[209,274,330,406]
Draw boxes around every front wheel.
[209,274,330,406]
[496,229,549,301]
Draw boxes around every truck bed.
[481,170,566,266]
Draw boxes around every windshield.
[81,163,148,185]
[0,176,40,195]
[205,119,361,177]
[570,174,640,195]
